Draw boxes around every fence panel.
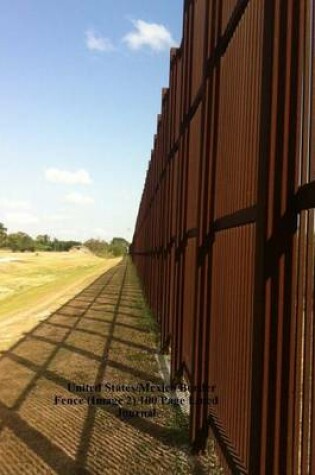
[131,0,315,472]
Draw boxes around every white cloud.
[44,213,69,222]
[123,19,176,52]
[45,168,92,185]
[0,198,31,211]
[64,193,95,205]
[5,212,39,224]
[85,29,115,52]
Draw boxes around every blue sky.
[0,0,183,242]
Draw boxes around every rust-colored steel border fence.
[131,1,315,473]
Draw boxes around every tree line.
[84,237,129,257]
[0,223,129,256]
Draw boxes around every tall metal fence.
[131,1,315,473]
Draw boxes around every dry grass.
[0,251,121,351]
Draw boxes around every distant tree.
[84,237,129,257]
[35,234,53,251]
[109,244,123,257]
[84,239,109,256]
[53,238,59,251]
[36,234,51,244]
[0,223,7,248]
[7,232,35,252]
[111,237,129,247]
[109,237,129,256]
[58,240,81,251]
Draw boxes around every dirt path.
[0,258,219,474]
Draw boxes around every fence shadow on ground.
[0,258,213,475]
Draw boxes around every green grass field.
[0,250,121,350]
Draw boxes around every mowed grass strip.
[0,251,121,318]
